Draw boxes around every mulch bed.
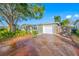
[0,34,33,56]
[1,34,32,45]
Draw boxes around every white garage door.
[43,25,53,34]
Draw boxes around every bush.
[0,32,14,42]
[71,28,77,33]
[15,30,27,37]
[31,30,38,37]
[0,29,29,42]
[76,30,79,36]
[72,29,79,37]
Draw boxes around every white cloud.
[66,15,72,19]
[74,14,79,17]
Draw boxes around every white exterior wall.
[76,22,79,29]
[43,25,54,34]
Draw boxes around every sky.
[17,3,79,25]
[1,3,79,26]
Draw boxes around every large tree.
[0,3,45,32]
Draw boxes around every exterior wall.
[21,23,62,34]
[75,22,79,29]
[37,25,43,34]
[36,24,62,34]
[43,24,53,34]
[53,24,62,33]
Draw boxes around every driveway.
[0,34,77,56]
[32,34,77,56]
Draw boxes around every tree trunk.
[8,23,16,32]
[8,14,16,32]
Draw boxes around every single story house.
[21,22,62,34]
[75,22,79,29]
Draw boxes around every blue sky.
[18,3,79,25]
[1,3,79,26]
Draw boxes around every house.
[21,22,62,34]
[35,23,59,34]
[75,22,79,29]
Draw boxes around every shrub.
[76,30,79,36]
[71,28,77,33]
[0,29,28,42]
[15,30,28,37]
[31,30,38,37]
[72,29,79,37]
[0,31,15,42]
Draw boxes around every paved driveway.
[32,34,77,56]
[0,34,77,56]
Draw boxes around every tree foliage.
[61,19,70,27]
[54,16,61,22]
[0,3,45,32]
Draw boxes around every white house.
[23,23,62,34]
[75,22,79,29]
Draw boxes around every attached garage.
[43,25,53,34]
[31,23,60,34]
[36,23,58,34]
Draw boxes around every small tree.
[54,16,61,23]
[61,19,72,37]
[61,19,70,27]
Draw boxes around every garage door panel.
[43,25,53,34]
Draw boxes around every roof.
[26,22,59,26]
